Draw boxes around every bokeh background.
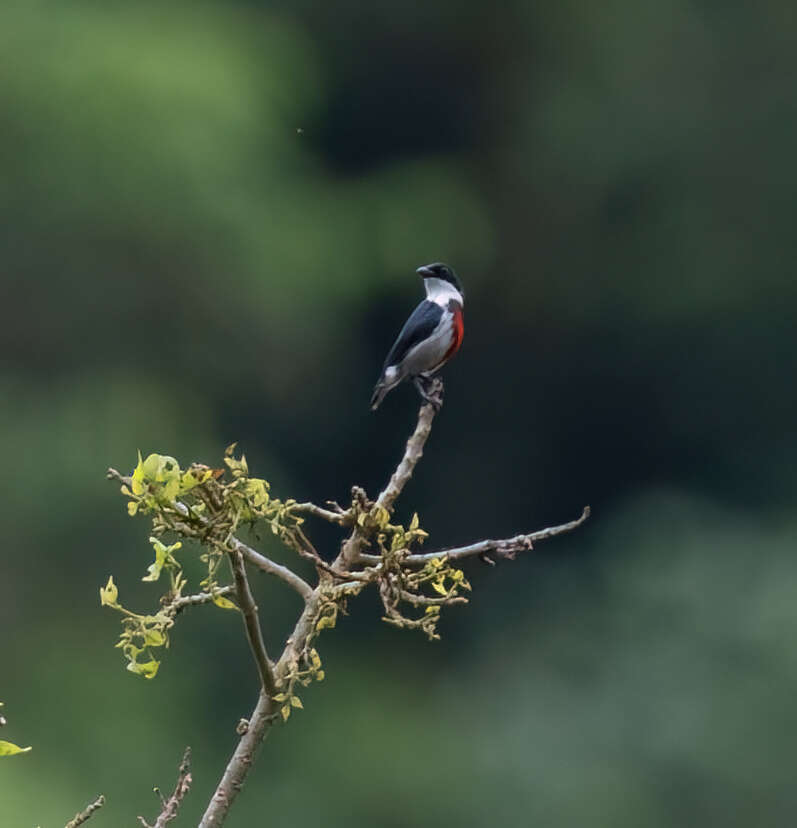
[2,0,797,825]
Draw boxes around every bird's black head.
[416,262,464,295]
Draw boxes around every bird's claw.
[414,376,444,411]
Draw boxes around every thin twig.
[291,502,349,524]
[334,394,440,570]
[229,551,277,697]
[64,795,105,828]
[106,467,130,486]
[358,506,592,566]
[376,380,442,513]
[137,747,192,828]
[228,535,314,600]
[168,586,234,614]
[398,589,468,607]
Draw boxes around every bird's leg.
[413,375,444,411]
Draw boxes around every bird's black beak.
[416,266,435,279]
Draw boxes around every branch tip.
[64,794,105,828]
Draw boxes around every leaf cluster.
[103,445,479,704]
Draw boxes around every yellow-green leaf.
[179,467,212,493]
[431,578,447,596]
[212,595,237,610]
[0,741,31,757]
[290,696,303,709]
[409,512,420,531]
[131,451,146,495]
[127,659,159,679]
[142,538,181,582]
[143,628,166,647]
[315,670,325,682]
[127,501,139,516]
[371,506,390,529]
[100,576,119,607]
[281,705,291,721]
[315,615,336,631]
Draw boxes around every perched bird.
[371,263,465,410]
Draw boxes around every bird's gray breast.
[396,308,453,377]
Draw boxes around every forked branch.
[107,377,590,828]
[228,550,277,697]
[138,747,192,828]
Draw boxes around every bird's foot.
[414,376,444,412]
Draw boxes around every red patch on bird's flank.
[444,304,464,362]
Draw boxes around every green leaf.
[371,506,390,529]
[0,741,31,757]
[99,576,119,607]
[179,467,212,493]
[142,538,181,582]
[130,451,146,495]
[280,704,291,721]
[315,670,325,682]
[315,615,336,631]
[142,628,166,647]
[212,595,237,610]
[290,696,303,709]
[244,479,269,509]
[131,453,182,501]
[127,501,139,516]
[409,512,420,531]
[126,659,160,679]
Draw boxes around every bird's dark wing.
[382,300,444,370]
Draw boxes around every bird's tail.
[370,380,389,411]
[370,374,401,410]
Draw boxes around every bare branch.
[376,380,442,513]
[398,590,468,607]
[334,392,441,570]
[229,551,277,697]
[64,795,105,828]
[137,748,192,828]
[228,535,314,601]
[199,689,271,828]
[168,586,234,615]
[357,507,591,566]
[106,467,130,486]
[199,597,322,828]
[290,501,349,525]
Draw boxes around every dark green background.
[2,1,796,825]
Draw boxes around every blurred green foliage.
[2,0,796,824]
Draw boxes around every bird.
[370,262,465,410]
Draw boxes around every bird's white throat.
[424,277,463,306]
